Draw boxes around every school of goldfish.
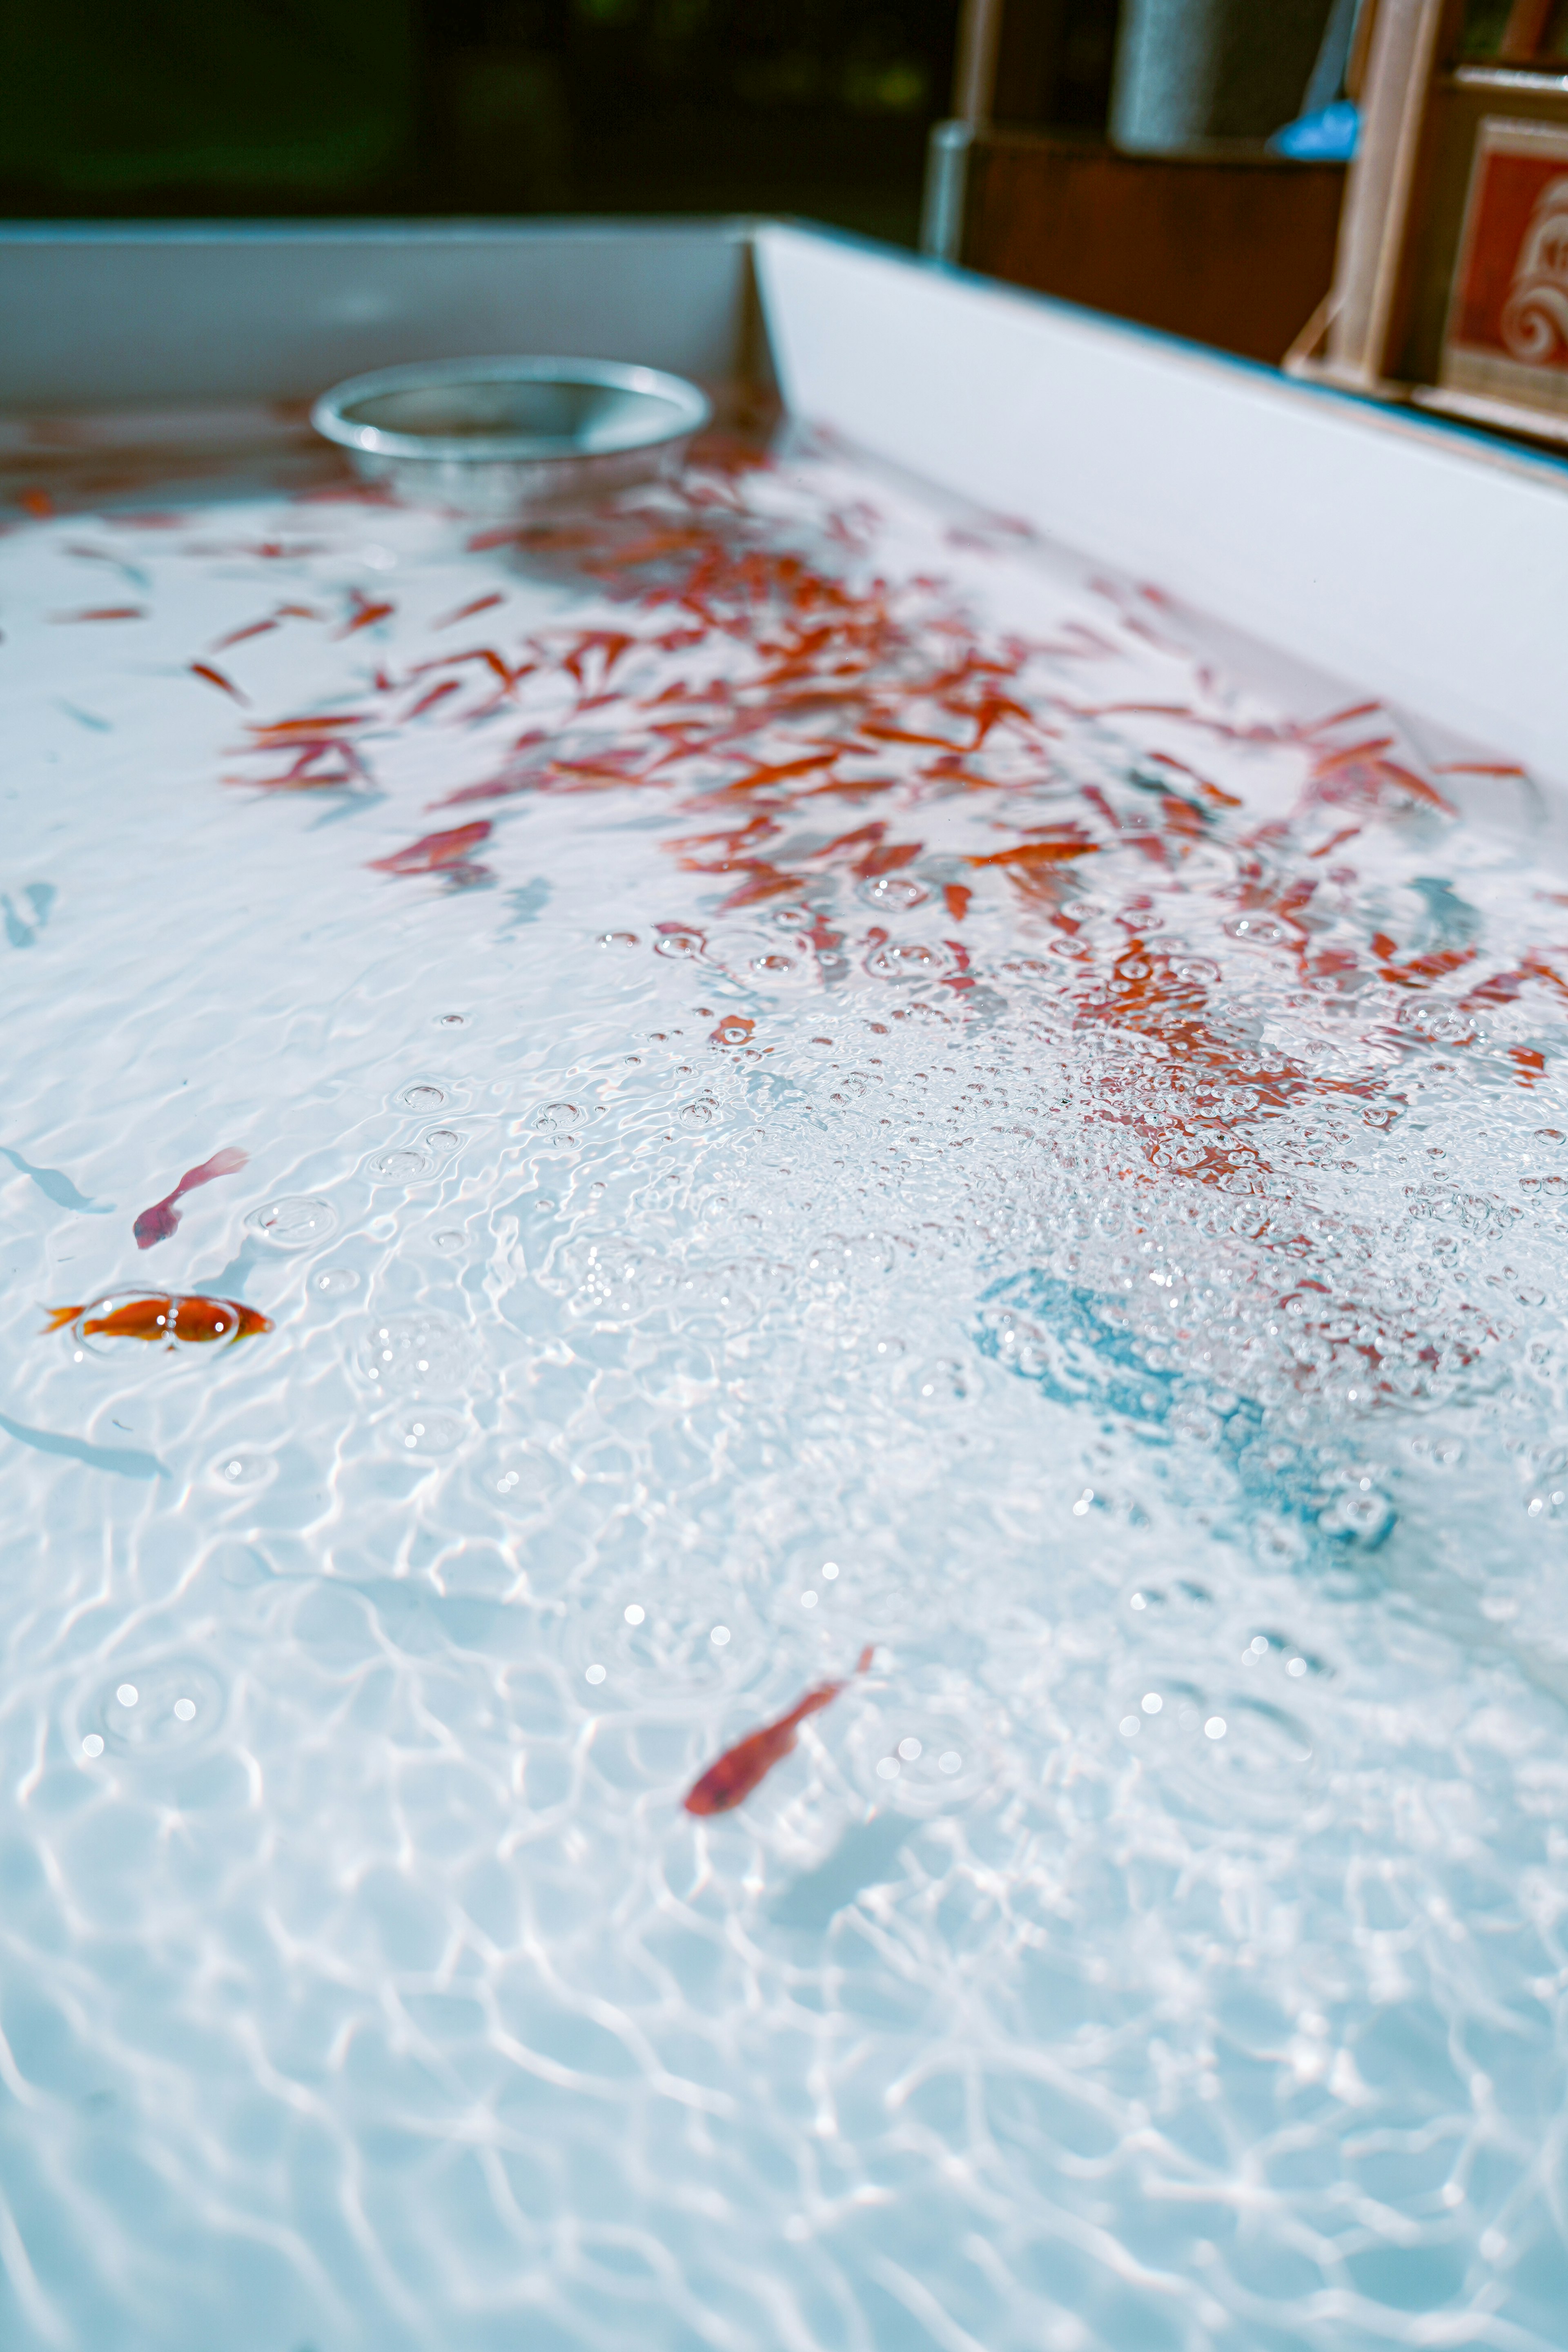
[27,425,1568,1815]
[212,435,1563,1296]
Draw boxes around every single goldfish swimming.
[683,1645,875,1815]
[368,820,492,876]
[133,1143,248,1249]
[43,1293,272,1347]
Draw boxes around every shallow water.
[3,426,1568,2351]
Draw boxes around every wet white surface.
[2,430,1568,2349]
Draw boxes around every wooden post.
[922,0,1007,261]
[1499,0,1557,63]
[1324,0,1458,387]
[952,0,1008,127]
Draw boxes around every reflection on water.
[2,426,1567,2349]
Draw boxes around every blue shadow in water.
[975,1270,1383,1549]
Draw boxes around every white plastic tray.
[5,215,1565,784]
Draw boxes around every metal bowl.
[310,355,712,518]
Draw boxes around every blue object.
[974,1270,1391,1551]
[1270,99,1359,160]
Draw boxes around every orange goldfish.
[369,820,492,877]
[684,1646,875,1815]
[43,1293,272,1347]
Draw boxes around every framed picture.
[1440,113,1568,419]
[1288,0,1568,446]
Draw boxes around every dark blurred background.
[1,1,1113,245]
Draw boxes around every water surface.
[2,425,1567,2351]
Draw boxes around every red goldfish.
[43,1294,272,1347]
[434,590,506,628]
[339,589,396,637]
[369,820,492,877]
[684,1646,875,1815]
[189,662,249,704]
[133,1145,247,1248]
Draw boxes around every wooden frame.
[1296,0,1568,444]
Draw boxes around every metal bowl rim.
[311,355,713,462]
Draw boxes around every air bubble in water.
[861,874,929,911]
[211,1448,275,1490]
[247,1196,337,1249]
[356,1312,476,1396]
[92,1660,224,1756]
[866,939,948,981]
[396,1411,466,1455]
[364,1149,434,1183]
[315,1267,358,1294]
[1319,1487,1394,1544]
[399,1083,447,1111]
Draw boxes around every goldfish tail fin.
[42,1304,80,1333]
[855,1644,875,1675]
